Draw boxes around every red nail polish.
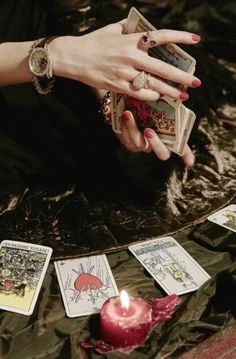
[192,34,201,42]
[191,79,202,88]
[179,92,189,101]
[123,112,130,122]
[144,129,154,139]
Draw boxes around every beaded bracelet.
[99,91,112,125]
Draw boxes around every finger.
[137,55,201,89]
[123,111,151,152]
[143,128,171,160]
[181,144,195,167]
[120,81,160,101]
[147,29,201,45]
[148,75,189,101]
[119,118,140,152]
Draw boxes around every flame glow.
[120,290,129,310]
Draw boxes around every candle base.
[82,294,181,354]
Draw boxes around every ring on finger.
[140,31,157,49]
[132,71,151,90]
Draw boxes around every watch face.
[29,48,49,77]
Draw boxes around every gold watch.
[28,37,57,94]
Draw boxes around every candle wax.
[100,296,152,347]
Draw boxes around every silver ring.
[132,71,151,90]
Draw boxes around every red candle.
[100,290,152,347]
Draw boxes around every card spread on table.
[54,254,119,317]
[0,240,52,315]
[208,204,236,232]
[129,237,210,295]
[111,7,196,156]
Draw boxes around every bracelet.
[28,37,57,95]
[99,91,112,125]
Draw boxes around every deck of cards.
[111,7,196,156]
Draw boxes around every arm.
[0,42,34,86]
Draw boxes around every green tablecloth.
[1,219,235,359]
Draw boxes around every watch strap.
[29,36,58,95]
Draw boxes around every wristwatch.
[28,36,57,94]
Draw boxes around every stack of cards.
[111,7,196,156]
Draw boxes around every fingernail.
[179,92,189,101]
[191,79,202,88]
[192,34,201,42]
[144,129,154,139]
[123,112,130,122]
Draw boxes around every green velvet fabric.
[0,223,235,358]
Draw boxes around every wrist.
[49,36,82,79]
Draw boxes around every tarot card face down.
[129,237,210,295]
[54,255,119,317]
[0,241,52,315]
[208,205,236,232]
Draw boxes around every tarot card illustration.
[0,241,52,315]
[129,237,210,295]
[54,255,119,317]
[208,205,236,232]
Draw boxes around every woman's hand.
[50,20,201,102]
[116,111,195,167]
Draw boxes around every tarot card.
[207,205,236,232]
[125,7,196,109]
[54,255,119,317]
[125,7,196,83]
[0,240,52,315]
[113,95,180,146]
[111,92,124,133]
[137,98,180,145]
[129,237,210,295]
[176,108,196,155]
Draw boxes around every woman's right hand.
[116,111,195,167]
[50,20,201,102]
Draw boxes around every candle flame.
[120,290,129,310]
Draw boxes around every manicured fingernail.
[179,92,189,101]
[191,79,202,88]
[144,129,154,139]
[192,34,201,42]
[123,112,130,122]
